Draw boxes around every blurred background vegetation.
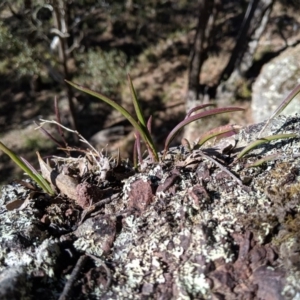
[0,0,299,186]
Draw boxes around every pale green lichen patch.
[103,116,300,298]
[0,116,300,298]
[0,183,72,298]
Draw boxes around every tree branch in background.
[52,0,78,141]
[186,0,214,113]
[216,0,274,103]
[219,0,260,82]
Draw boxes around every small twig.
[50,28,70,38]
[34,121,64,148]
[116,208,135,217]
[54,96,68,148]
[37,119,99,154]
[58,255,88,300]
[199,150,250,191]
[66,31,84,55]
[79,193,121,225]
[86,254,112,291]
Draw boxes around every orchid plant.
[66,75,244,165]
[1,77,300,194]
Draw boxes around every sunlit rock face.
[252,43,300,123]
[1,117,300,299]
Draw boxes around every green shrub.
[75,48,132,96]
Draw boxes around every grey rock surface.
[0,267,30,300]
[0,116,300,299]
[252,44,300,122]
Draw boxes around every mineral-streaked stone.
[252,44,300,122]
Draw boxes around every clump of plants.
[0,76,299,198]
[0,21,40,78]
[66,75,245,164]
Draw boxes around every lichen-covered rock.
[0,267,31,300]
[74,214,116,256]
[252,44,300,122]
[0,116,300,299]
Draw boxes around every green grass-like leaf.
[66,79,159,161]
[127,74,146,127]
[245,154,281,168]
[67,78,245,164]
[237,133,298,159]
[0,141,55,195]
[127,75,158,161]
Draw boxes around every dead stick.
[58,255,88,300]
[79,193,121,225]
[199,150,251,192]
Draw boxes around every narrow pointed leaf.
[21,156,54,195]
[147,115,152,134]
[0,141,54,195]
[164,106,244,153]
[66,80,158,161]
[259,82,300,137]
[185,103,215,119]
[245,154,281,168]
[127,74,146,127]
[127,75,158,160]
[20,156,40,175]
[35,121,63,148]
[237,133,297,159]
[198,124,241,147]
[181,138,192,151]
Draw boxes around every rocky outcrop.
[0,116,300,299]
[252,44,300,123]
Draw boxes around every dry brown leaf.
[37,152,78,201]
[6,192,34,211]
[6,198,26,211]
